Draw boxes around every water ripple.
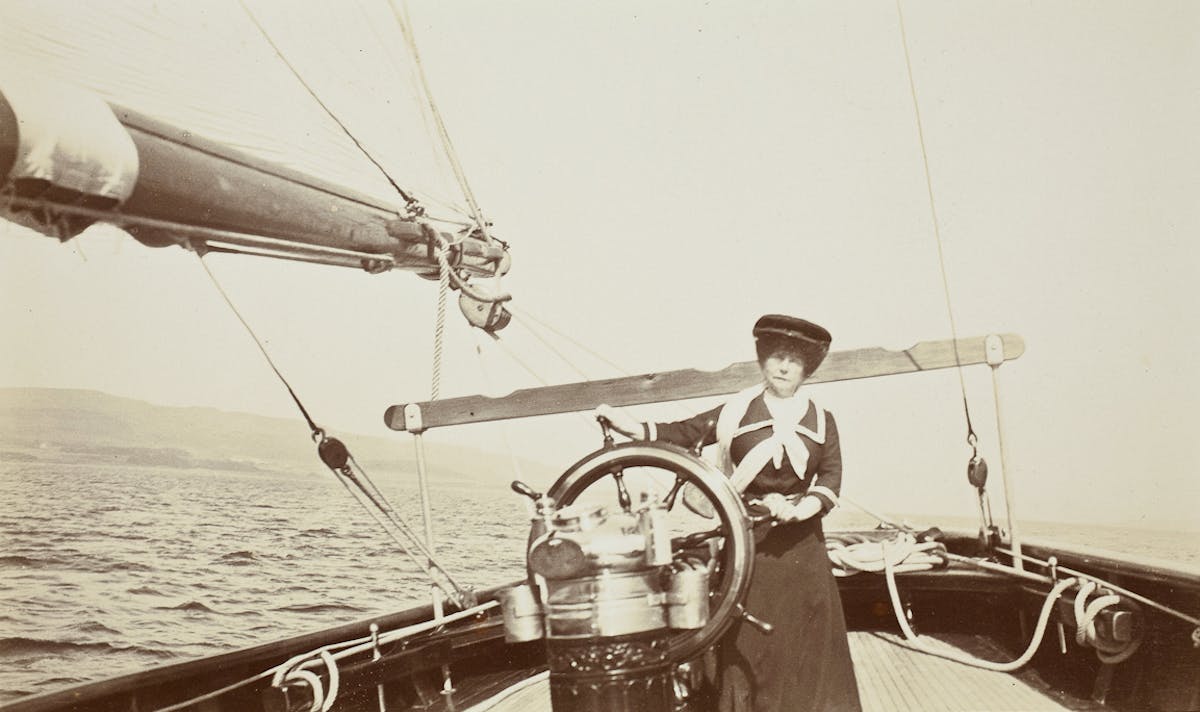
[0,461,528,700]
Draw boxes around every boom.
[0,79,508,279]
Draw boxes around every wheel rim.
[547,441,755,662]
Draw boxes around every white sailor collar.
[714,385,827,491]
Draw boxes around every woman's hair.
[756,336,809,373]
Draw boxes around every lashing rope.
[424,223,511,304]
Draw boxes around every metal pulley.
[458,290,511,332]
[317,435,350,471]
[967,453,988,489]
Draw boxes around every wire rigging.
[195,256,321,435]
[237,0,418,211]
[195,253,470,606]
[508,305,636,377]
[894,0,979,447]
[388,0,494,241]
[351,1,475,223]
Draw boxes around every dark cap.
[753,314,832,374]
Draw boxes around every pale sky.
[1,1,1198,529]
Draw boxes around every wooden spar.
[385,333,1025,432]
[0,89,507,278]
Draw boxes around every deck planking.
[463,632,1074,712]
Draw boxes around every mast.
[0,81,510,280]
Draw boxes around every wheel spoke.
[611,468,632,512]
[663,475,686,510]
[673,526,723,550]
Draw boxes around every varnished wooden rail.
[385,334,1024,432]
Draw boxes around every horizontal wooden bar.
[385,334,1025,432]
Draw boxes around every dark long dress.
[653,391,862,712]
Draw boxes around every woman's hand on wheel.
[594,404,643,439]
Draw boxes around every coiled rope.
[873,540,1146,669]
[838,499,1149,668]
[1073,580,1144,664]
[826,531,947,577]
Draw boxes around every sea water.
[0,462,530,701]
[1,461,1197,701]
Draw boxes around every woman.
[598,314,861,712]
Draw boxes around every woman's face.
[760,350,806,398]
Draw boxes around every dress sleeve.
[650,405,723,450]
[809,411,842,514]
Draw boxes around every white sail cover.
[0,74,139,200]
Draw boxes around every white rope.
[826,532,944,577]
[884,546,1077,672]
[1072,580,1144,664]
[883,545,1145,670]
[430,244,450,400]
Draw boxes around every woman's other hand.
[595,404,643,439]
[759,492,790,519]
[759,493,823,523]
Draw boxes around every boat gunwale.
[0,582,521,712]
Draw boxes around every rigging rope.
[508,305,635,377]
[195,254,470,606]
[237,0,419,213]
[893,0,978,450]
[388,0,493,241]
[195,256,321,435]
[430,242,451,400]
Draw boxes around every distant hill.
[0,387,555,486]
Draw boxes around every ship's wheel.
[545,440,756,663]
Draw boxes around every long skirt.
[717,518,861,712]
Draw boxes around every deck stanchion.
[406,403,456,698]
[986,334,1023,571]
[405,404,445,620]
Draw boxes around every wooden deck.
[465,632,1076,712]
